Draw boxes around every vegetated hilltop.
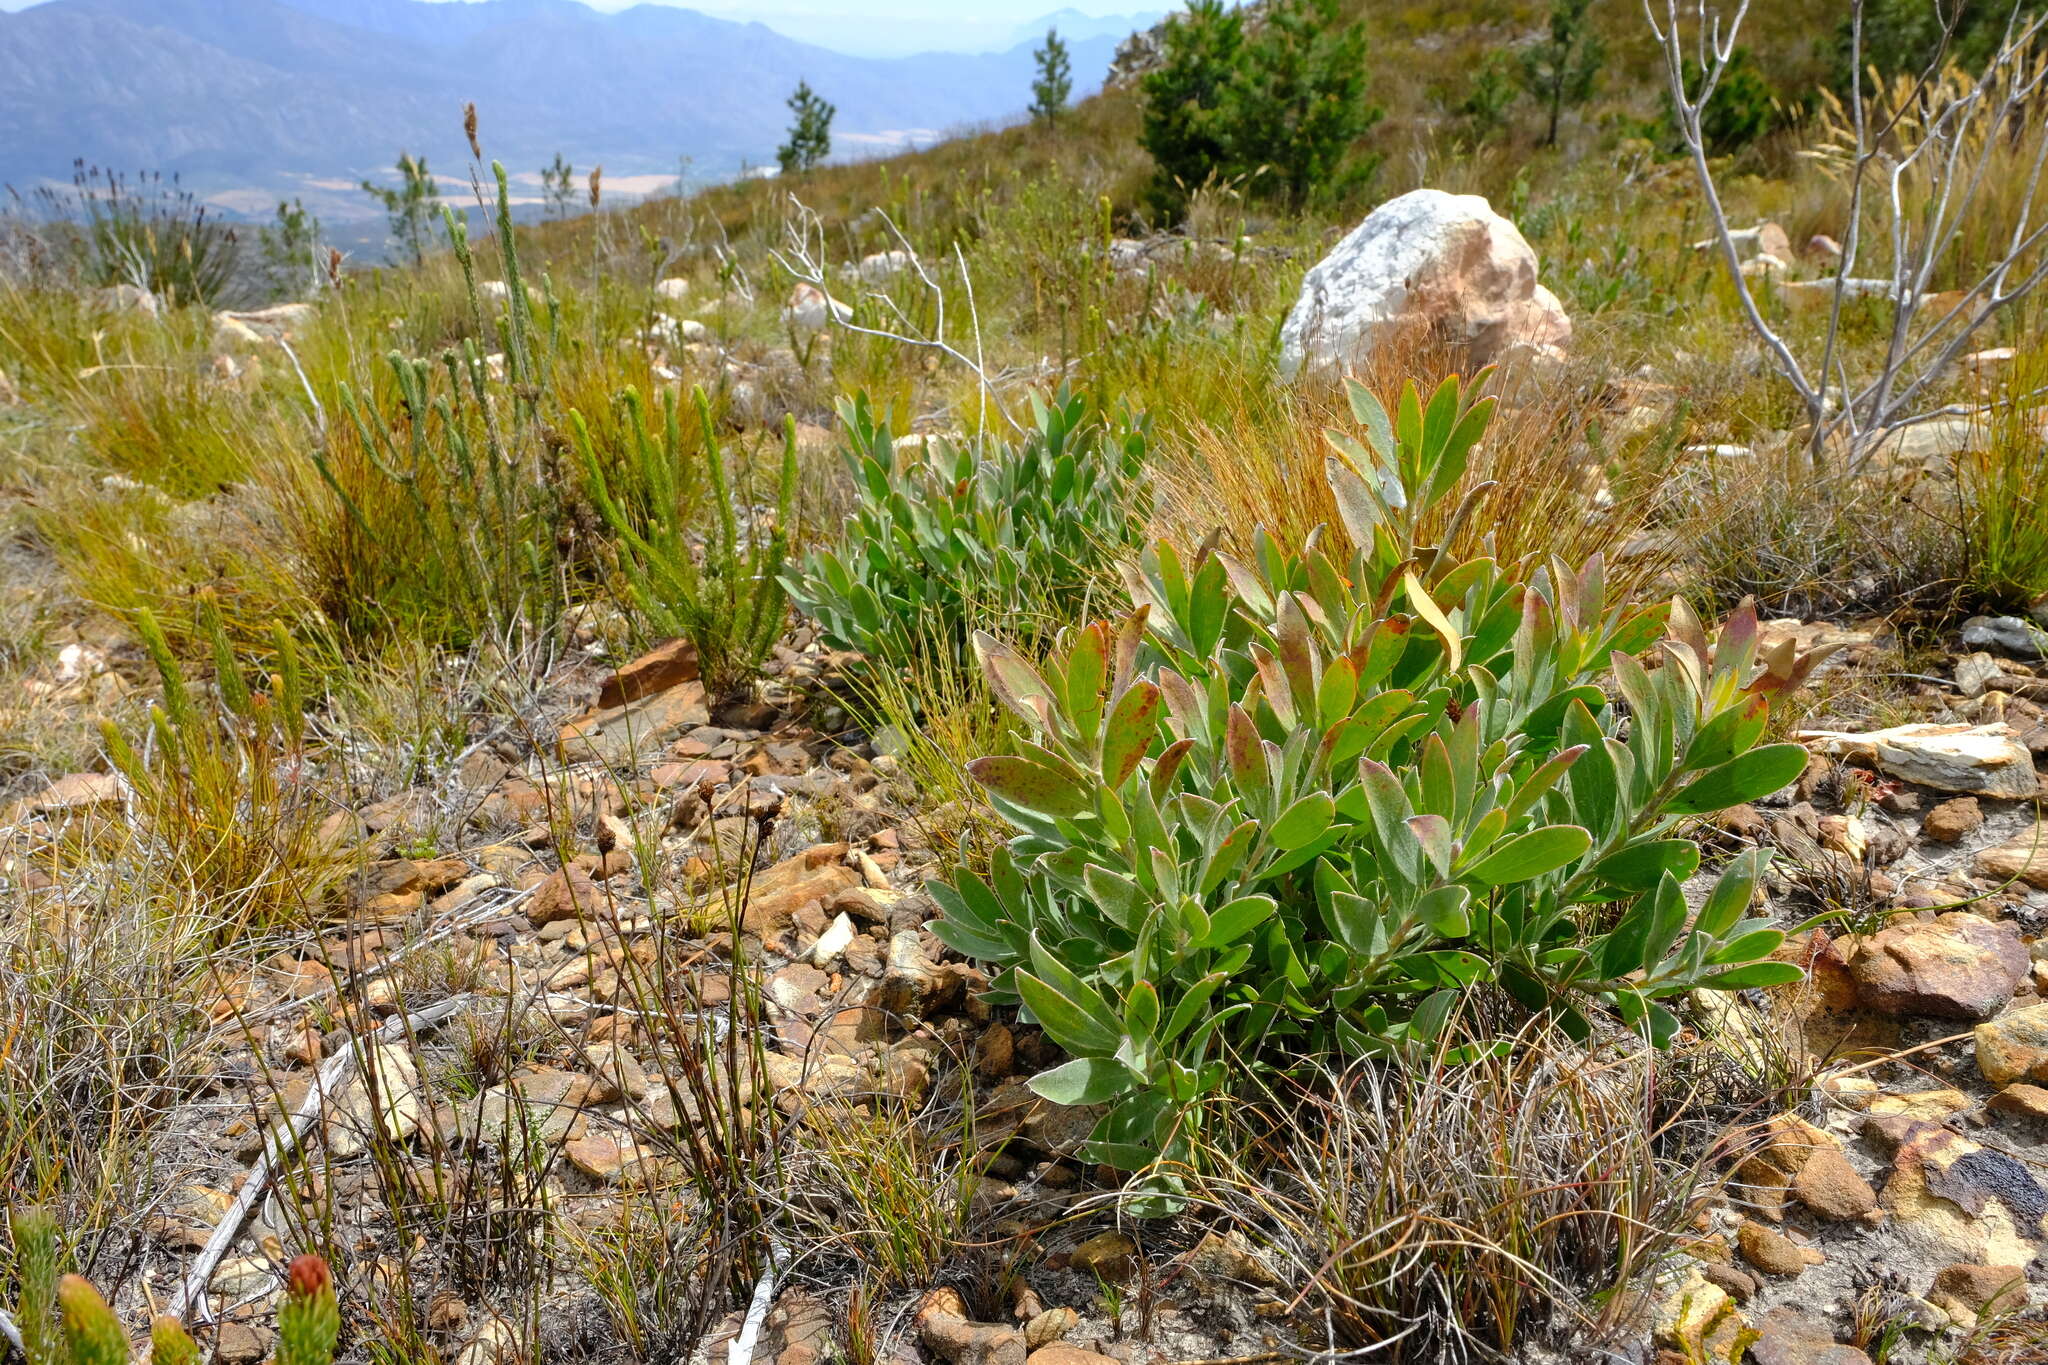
[2,2,2048,1365]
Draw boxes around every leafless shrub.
[1650,0,2048,471]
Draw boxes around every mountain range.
[0,0,1130,219]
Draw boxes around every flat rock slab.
[1799,723,2040,799]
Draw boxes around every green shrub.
[931,373,1812,1203]
[322,163,568,652]
[783,388,1149,675]
[1138,0,1379,218]
[1676,46,1780,155]
[576,385,798,703]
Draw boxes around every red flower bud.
[286,1254,332,1300]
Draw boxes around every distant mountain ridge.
[0,0,1125,214]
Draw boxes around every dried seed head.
[464,103,480,159]
[588,165,602,207]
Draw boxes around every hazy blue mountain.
[0,0,1126,214]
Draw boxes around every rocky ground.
[9,601,2048,1365]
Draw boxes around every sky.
[0,0,1163,56]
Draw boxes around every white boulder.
[653,277,690,302]
[857,250,912,284]
[1277,189,1570,381]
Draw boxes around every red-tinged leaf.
[967,755,1089,817]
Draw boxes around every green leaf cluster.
[783,388,1148,676]
[933,372,1811,1201]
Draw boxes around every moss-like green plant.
[149,1317,201,1365]
[8,1211,60,1365]
[55,1277,127,1365]
[575,385,799,704]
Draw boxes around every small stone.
[1737,1219,1823,1276]
[581,1042,651,1102]
[1922,797,1983,843]
[528,868,605,925]
[1747,1307,1872,1365]
[1975,1001,2048,1085]
[1700,1262,1758,1303]
[1960,615,2046,661]
[1928,1262,2026,1318]
[213,1322,273,1365]
[1954,652,2006,698]
[1022,1309,1077,1350]
[1025,1350,1117,1365]
[1866,1088,1971,1120]
[1067,1230,1137,1281]
[916,1289,1025,1365]
[1975,826,2048,888]
[975,1022,1015,1079]
[1987,1083,2048,1122]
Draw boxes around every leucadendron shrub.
[784,387,1148,673]
[931,372,1814,1202]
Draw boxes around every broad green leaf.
[1665,743,1808,815]
[1696,848,1767,938]
[1345,377,1396,461]
[1100,680,1163,788]
[1591,839,1702,892]
[1196,894,1278,949]
[1270,792,1336,851]
[1029,1057,1137,1105]
[1459,825,1591,886]
[1123,980,1162,1043]
[1697,961,1806,989]
[1415,884,1471,937]
[1016,970,1120,1056]
[1685,693,1770,770]
[967,755,1090,818]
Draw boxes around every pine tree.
[1139,0,1379,219]
[1138,0,1246,219]
[777,81,835,175]
[359,152,439,265]
[1222,0,1379,211]
[1515,0,1605,147]
[1030,28,1072,126]
[541,152,576,219]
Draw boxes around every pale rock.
[95,283,158,316]
[1954,652,2005,698]
[1277,189,1569,381]
[1975,1001,2048,1086]
[1974,827,2048,888]
[653,277,690,302]
[1652,1265,1744,1360]
[809,911,856,967]
[1696,221,1791,264]
[1797,723,2039,798]
[857,249,912,283]
[782,283,852,334]
[323,1043,425,1157]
